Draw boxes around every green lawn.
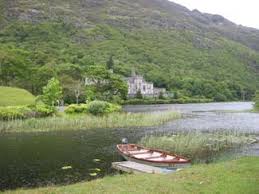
[0,86,35,106]
[5,157,259,194]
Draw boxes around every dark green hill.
[0,0,259,100]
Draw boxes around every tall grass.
[0,111,180,133]
[139,132,256,163]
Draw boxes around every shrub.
[0,105,56,120]
[32,104,56,117]
[214,93,227,102]
[65,104,88,114]
[88,101,121,115]
[0,106,32,120]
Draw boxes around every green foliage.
[214,93,227,102]
[136,90,143,99]
[87,101,121,116]
[65,104,88,114]
[173,91,179,99]
[0,104,55,120]
[65,101,121,115]
[0,21,258,101]
[85,66,128,101]
[31,104,56,117]
[59,72,86,104]
[0,86,35,106]
[158,92,164,99]
[106,55,114,70]
[41,78,63,106]
[254,90,259,111]
[0,106,31,120]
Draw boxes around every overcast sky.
[170,0,258,29]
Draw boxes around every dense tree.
[85,66,128,101]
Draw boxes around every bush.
[0,106,32,120]
[32,104,56,117]
[88,101,121,115]
[65,104,88,114]
[0,105,56,120]
[214,93,227,102]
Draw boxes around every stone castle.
[85,70,166,98]
[125,71,166,98]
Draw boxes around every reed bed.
[0,111,180,133]
[139,131,257,163]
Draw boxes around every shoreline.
[4,157,259,194]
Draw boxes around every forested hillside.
[0,0,259,102]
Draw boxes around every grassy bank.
[139,132,257,162]
[5,157,259,194]
[0,86,35,106]
[0,111,180,133]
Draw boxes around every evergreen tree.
[106,55,114,71]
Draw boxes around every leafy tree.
[85,65,128,101]
[41,78,63,106]
[59,75,85,104]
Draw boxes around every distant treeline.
[0,22,258,103]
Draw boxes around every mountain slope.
[0,0,259,100]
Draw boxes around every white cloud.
[170,0,259,29]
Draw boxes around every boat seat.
[129,151,151,155]
[143,155,164,160]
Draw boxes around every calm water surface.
[0,102,259,190]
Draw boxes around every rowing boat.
[117,144,191,168]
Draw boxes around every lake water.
[124,102,259,133]
[0,102,259,190]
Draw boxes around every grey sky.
[170,0,258,29]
